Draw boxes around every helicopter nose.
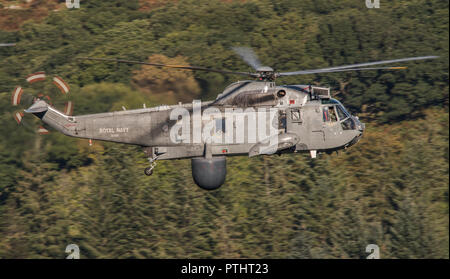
[353,116,365,132]
[359,122,365,132]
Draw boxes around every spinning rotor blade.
[77,57,254,77]
[231,47,263,70]
[0,43,15,47]
[13,109,47,134]
[311,66,410,73]
[10,73,74,135]
[278,56,439,76]
[12,87,37,108]
[78,52,439,82]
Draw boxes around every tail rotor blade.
[37,126,50,135]
[64,101,74,116]
[13,111,24,124]
[11,87,23,106]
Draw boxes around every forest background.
[0,0,448,258]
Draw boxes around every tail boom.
[25,100,152,146]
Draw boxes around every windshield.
[321,98,351,118]
[336,105,349,120]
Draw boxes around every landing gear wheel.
[144,167,153,176]
[144,154,159,176]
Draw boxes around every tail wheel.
[144,167,153,176]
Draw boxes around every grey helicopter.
[19,48,438,190]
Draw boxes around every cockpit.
[321,98,358,130]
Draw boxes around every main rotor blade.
[77,57,254,77]
[278,56,439,76]
[307,66,409,73]
[0,43,16,47]
[232,47,263,70]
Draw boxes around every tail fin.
[24,100,49,118]
[25,100,77,136]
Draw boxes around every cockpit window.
[322,99,355,130]
[322,99,351,117]
[323,106,337,122]
[336,100,351,116]
[329,107,337,122]
[336,105,348,120]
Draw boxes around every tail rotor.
[10,72,74,134]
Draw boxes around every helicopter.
[21,48,438,190]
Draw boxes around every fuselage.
[27,81,365,160]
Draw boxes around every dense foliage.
[0,0,448,258]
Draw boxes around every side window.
[290,109,301,123]
[329,106,337,122]
[323,106,329,122]
[323,106,337,122]
[279,111,287,129]
[215,118,225,133]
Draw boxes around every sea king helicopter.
[19,47,438,190]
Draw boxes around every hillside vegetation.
[0,0,448,258]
